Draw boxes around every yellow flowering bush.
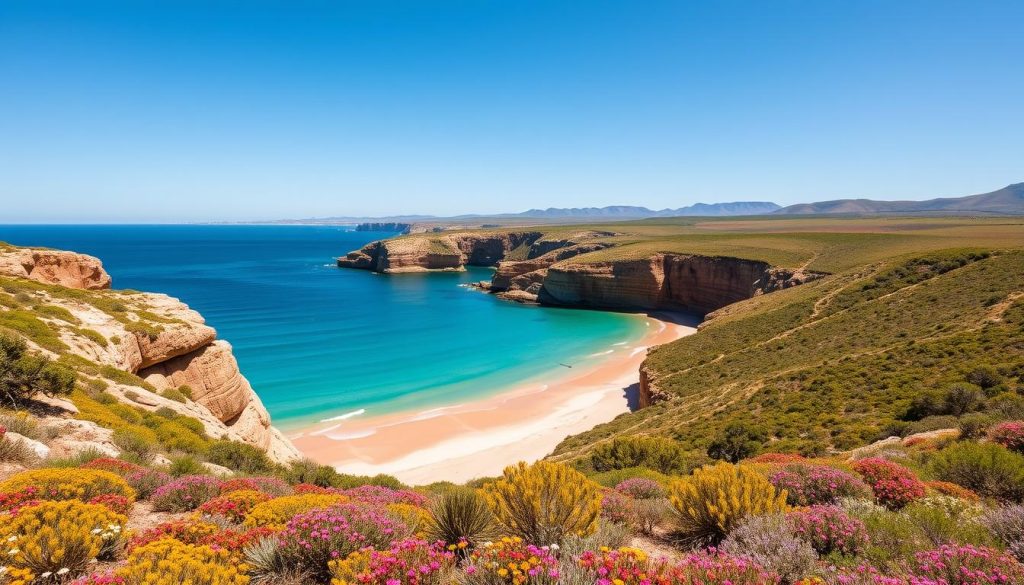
[386,503,431,537]
[0,566,34,585]
[669,462,789,547]
[1,500,127,580]
[116,537,249,585]
[0,468,135,502]
[243,493,347,529]
[483,461,601,545]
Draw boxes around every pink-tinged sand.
[290,313,697,485]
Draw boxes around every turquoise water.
[0,225,647,428]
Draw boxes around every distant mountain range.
[263,182,1024,225]
[774,182,1024,215]
[496,201,782,219]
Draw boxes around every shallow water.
[0,225,648,428]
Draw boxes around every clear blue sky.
[1,1,1022,222]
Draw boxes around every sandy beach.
[291,312,698,485]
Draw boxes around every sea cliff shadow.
[623,382,642,411]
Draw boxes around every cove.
[0,225,648,429]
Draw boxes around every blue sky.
[1,1,1022,222]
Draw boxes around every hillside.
[775,182,1024,215]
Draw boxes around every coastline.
[290,311,699,484]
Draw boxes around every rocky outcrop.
[538,254,820,313]
[0,248,112,290]
[140,340,254,423]
[0,246,300,463]
[338,232,544,273]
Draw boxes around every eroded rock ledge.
[338,231,821,314]
[0,248,300,463]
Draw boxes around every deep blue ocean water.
[0,225,647,428]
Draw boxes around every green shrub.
[205,440,275,474]
[590,436,690,474]
[283,458,343,487]
[177,385,193,400]
[169,454,206,476]
[0,333,75,405]
[930,442,1024,502]
[112,428,156,463]
[154,421,209,455]
[707,423,766,462]
[160,387,188,403]
[958,413,996,440]
[426,487,495,552]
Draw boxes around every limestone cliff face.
[0,248,112,290]
[0,248,300,463]
[539,254,818,313]
[337,231,819,314]
[338,232,544,273]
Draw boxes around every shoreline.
[290,312,698,484]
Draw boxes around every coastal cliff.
[0,247,299,463]
[338,231,820,314]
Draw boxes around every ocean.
[0,225,648,429]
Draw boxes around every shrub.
[615,477,665,499]
[2,500,127,581]
[328,538,456,584]
[168,454,206,476]
[930,441,1024,501]
[459,537,558,584]
[116,537,249,585]
[278,502,406,582]
[668,462,789,547]
[150,475,222,512]
[426,487,495,551]
[129,518,221,550]
[159,387,188,403]
[748,453,806,465]
[600,489,635,526]
[483,461,601,545]
[707,423,765,463]
[124,468,171,499]
[989,420,1024,453]
[0,333,76,405]
[958,412,995,440]
[0,433,37,465]
[943,383,986,416]
[81,458,143,477]
[981,505,1024,561]
[220,476,292,497]
[282,458,343,488]
[924,480,979,501]
[902,498,991,547]
[913,544,1024,584]
[0,486,42,514]
[199,490,271,523]
[244,493,347,529]
[111,428,155,462]
[343,485,427,507]
[589,435,690,474]
[788,505,869,556]
[769,463,871,506]
[206,440,276,474]
[0,468,135,502]
[720,514,818,585]
[852,458,925,509]
[88,494,133,516]
[386,502,431,537]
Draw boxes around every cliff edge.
[0,246,299,463]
